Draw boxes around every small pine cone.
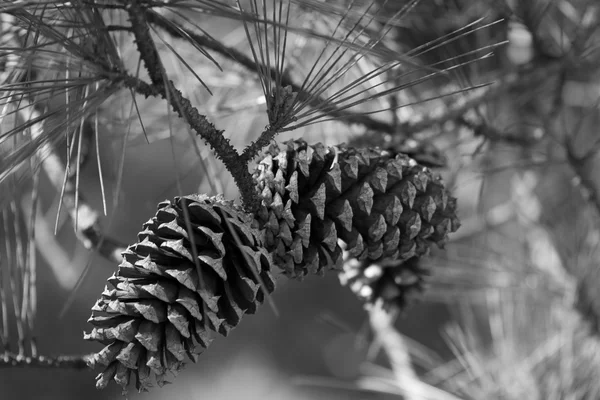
[339,253,428,308]
[253,139,460,279]
[85,195,275,392]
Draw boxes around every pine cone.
[339,254,429,307]
[85,195,275,392]
[253,139,460,282]
[348,134,448,169]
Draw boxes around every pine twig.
[126,3,259,211]
[368,303,425,400]
[126,4,164,88]
[0,352,92,369]
[240,127,278,164]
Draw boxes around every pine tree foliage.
[2,0,600,399]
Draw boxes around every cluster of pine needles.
[1,0,600,398]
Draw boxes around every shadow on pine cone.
[85,140,459,393]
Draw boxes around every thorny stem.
[127,3,259,211]
[167,84,259,211]
[127,3,163,87]
[241,127,278,163]
[0,352,92,369]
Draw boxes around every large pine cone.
[85,195,275,392]
[253,139,459,301]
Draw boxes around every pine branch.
[240,127,278,164]
[0,352,92,369]
[144,10,393,136]
[126,3,259,211]
[146,10,566,148]
[127,3,164,88]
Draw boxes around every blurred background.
[2,1,600,399]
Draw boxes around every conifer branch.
[125,3,259,211]
[145,10,393,134]
[127,2,164,88]
[240,127,278,163]
[0,352,92,369]
[146,11,566,148]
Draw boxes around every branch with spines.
[125,1,264,212]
